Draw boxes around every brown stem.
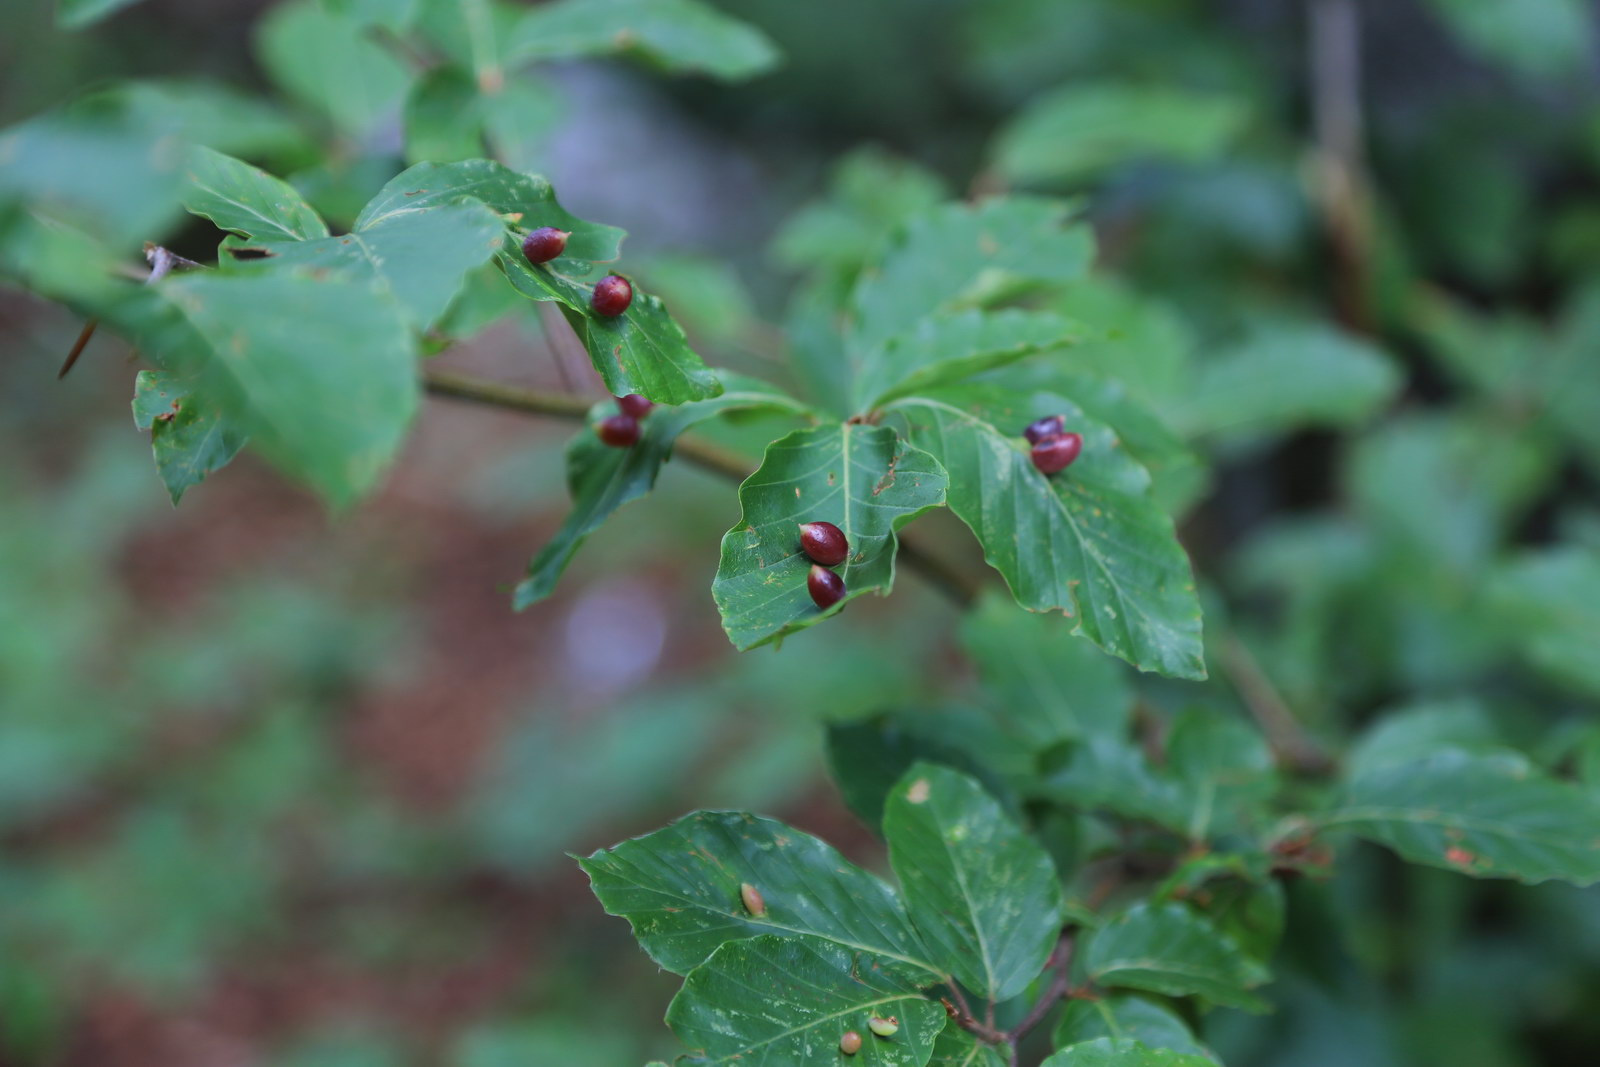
[1006,931,1076,1046]
[420,369,984,607]
[1309,0,1374,333]
[1219,635,1333,775]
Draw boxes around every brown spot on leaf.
[1445,846,1478,867]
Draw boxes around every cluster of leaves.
[0,32,1214,678]
[583,584,1600,1066]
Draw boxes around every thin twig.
[58,243,195,379]
[1309,0,1374,332]
[1219,635,1333,775]
[420,369,984,607]
[1007,932,1075,1045]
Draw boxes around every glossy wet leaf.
[131,371,247,505]
[503,253,723,403]
[666,935,945,1067]
[357,159,624,262]
[712,424,948,650]
[158,272,417,507]
[181,146,328,243]
[889,391,1204,678]
[1054,996,1212,1060]
[580,810,943,981]
[513,377,811,608]
[883,764,1063,1001]
[1082,903,1270,1011]
[1319,748,1600,885]
[509,0,781,81]
[857,308,1083,411]
[981,364,1207,515]
[224,197,504,330]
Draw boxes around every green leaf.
[1348,413,1553,575]
[131,371,247,505]
[1155,856,1284,963]
[403,67,485,165]
[508,0,781,81]
[479,76,562,172]
[1165,711,1276,839]
[545,266,723,404]
[1173,323,1400,439]
[665,935,945,1067]
[993,85,1247,186]
[883,764,1064,1001]
[57,0,150,29]
[1054,996,1212,1060]
[1318,748,1600,886]
[327,0,419,30]
[959,590,1134,749]
[109,80,308,159]
[857,308,1084,411]
[1343,699,1501,780]
[985,364,1207,515]
[711,424,948,650]
[850,197,1094,356]
[224,198,505,331]
[513,377,811,608]
[1082,903,1270,1011]
[889,393,1204,679]
[181,146,329,243]
[772,147,948,277]
[1040,1037,1216,1067]
[356,160,624,262]
[1423,0,1593,81]
[1487,549,1600,699]
[580,810,943,980]
[255,0,413,136]
[157,273,418,507]
[365,163,717,402]
[1039,736,1188,832]
[0,100,184,251]
[930,1027,1009,1067]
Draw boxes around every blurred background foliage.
[2,0,1599,1064]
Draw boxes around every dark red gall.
[1030,432,1082,475]
[1024,414,1066,444]
[521,226,570,264]
[596,413,640,447]
[616,393,654,419]
[798,521,849,566]
[807,565,846,610]
[592,274,633,317]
